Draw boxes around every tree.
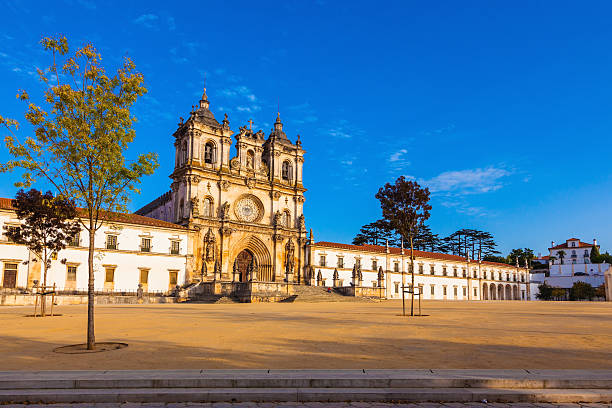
[569,281,595,301]
[590,244,601,263]
[508,248,535,267]
[595,284,606,299]
[412,225,441,252]
[536,283,553,300]
[376,176,431,316]
[3,189,81,315]
[0,36,158,349]
[557,250,566,265]
[352,219,399,246]
[483,255,508,264]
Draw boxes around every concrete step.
[0,387,611,404]
[0,370,611,404]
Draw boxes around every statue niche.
[285,238,295,278]
[204,228,217,262]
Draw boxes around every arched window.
[281,211,289,227]
[181,141,188,164]
[281,161,292,180]
[204,142,215,164]
[246,150,255,169]
[202,197,213,217]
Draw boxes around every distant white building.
[531,238,609,297]
[0,198,190,294]
[310,241,530,301]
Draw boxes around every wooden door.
[2,263,17,288]
[235,250,253,282]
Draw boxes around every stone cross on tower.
[248,119,253,130]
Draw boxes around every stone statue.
[204,228,216,262]
[333,268,339,280]
[255,130,265,140]
[285,238,295,275]
[232,260,239,282]
[190,197,199,217]
[221,202,230,219]
[317,270,322,285]
[246,154,253,169]
[298,214,306,230]
[252,258,258,281]
[238,125,248,136]
[259,161,269,176]
[273,211,282,227]
[213,259,221,280]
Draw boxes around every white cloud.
[422,166,512,196]
[389,149,407,162]
[133,14,159,28]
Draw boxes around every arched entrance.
[234,249,254,282]
[490,283,496,300]
[498,285,504,300]
[506,285,512,300]
[513,285,519,300]
[482,283,489,300]
[230,235,274,282]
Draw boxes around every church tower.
[138,86,308,287]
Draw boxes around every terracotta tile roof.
[0,197,186,231]
[549,240,592,250]
[314,241,520,268]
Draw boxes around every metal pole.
[410,235,415,317]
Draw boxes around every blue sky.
[1,0,612,256]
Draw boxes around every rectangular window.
[474,287,478,296]
[443,286,447,296]
[372,281,377,288]
[169,271,178,285]
[473,270,477,278]
[171,240,180,255]
[462,269,467,278]
[355,258,361,267]
[394,282,399,294]
[5,225,19,242]
[463,287,467,296]
[139,269,149,284]
[454,287,458,296]
[430,285,435,296]
[141,238,151,253]
[484,271,488,279]
[443,267,447,276]
[394,262,399,272]
[105,267,115,283]
[372,260,377,271]
[106,235,117,250]
[66,266,77,282]
[453,268,458,277]
[430,265,435,275]
[337,257,344,268]
[319,255,326,267]
[418,264,424,274]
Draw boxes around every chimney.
[593,238,598,246]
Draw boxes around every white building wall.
[0,209,189,293]
[311,245,529,301]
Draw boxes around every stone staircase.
[0,369,611,404]
[288,285,381,302]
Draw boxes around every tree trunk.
[410,235,415,317]
[42,248,47,317]
[87,222,95,350]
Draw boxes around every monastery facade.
[0,86,531,301]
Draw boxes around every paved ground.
[1,300,611,370]
[0,402,610,407]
